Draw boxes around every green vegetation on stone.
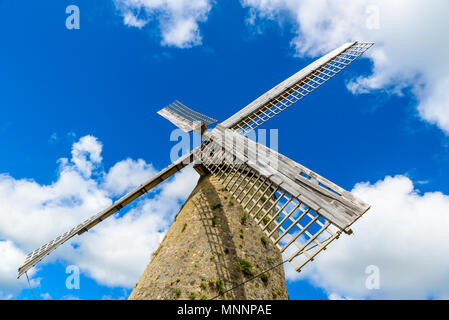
[241,212,248,225]
[182,223,187,232]
[236,258,253,276]
[189,292,196,300]
[216,279,224,294]
[260,273,270,283]
[261,236,268,245]
[272,289,281,298]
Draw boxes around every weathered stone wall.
[129,174,288,300]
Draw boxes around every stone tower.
[129,173,288,300]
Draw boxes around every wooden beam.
[202,126,370,231]
[18,149,197,279]
[220,42,356,130]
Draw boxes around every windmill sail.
[17,150,195,278]
[158,100,218,133]
[197,125,370,271]
[221,42,373,134]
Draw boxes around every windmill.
[18,41,373,299]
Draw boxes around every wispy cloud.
[49,133,58,144]
[40,292,52,300]
[60,295,81,300]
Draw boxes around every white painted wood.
[202,125,370,231]
[220,42,355,130]
[158,100,217,133]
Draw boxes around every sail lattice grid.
[227,42,373,135]
[158,100,218,132]
[197,140,342,272]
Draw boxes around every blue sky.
[1,1,449,300]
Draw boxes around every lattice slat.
[222,42,373,135]
[202,126,370,230]
[197,141,342,272]
[158,100,218,133]
[17,150,196,278]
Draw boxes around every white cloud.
[71,135,103,177]
[241,0,449,134]
[0,241,27,296]
[123,11,148,28]
[285,175,449,299]
[103,158,157,196]
[328,293,352,300]
[0,166,111,250]
[0,240,40,299]
[114,0,213,48]
[0,135,199,296]
[69,167,198,287]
